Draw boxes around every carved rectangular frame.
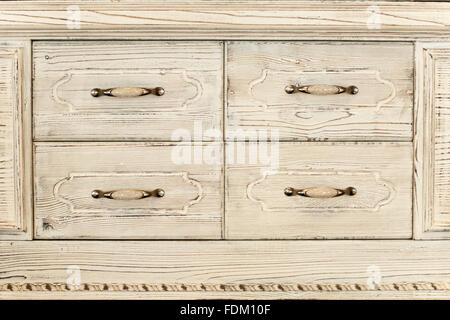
[415,42,450,239]
[0,41,32,240]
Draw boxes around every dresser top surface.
[1,0,450,40]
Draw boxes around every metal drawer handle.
[284,186,357,198]
[285,84,359,95]
[90,86,165,98]
[91,188,165,200]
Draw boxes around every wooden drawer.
[226,42,413,141]
[226,142,412,239]
[34,143,223,239]
[33,41,223,141]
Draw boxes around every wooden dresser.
[1,0,450,299]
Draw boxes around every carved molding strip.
[1,282,450,293]
[53,171,204,215]
[245,69,396,114]
[52,69,202,113]
[247,170,395,212]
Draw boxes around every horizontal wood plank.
[1,240,450,299]
[0,1,450,39]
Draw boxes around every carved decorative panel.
[415,43,450,238]
[0,41,31,239]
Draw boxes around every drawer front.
[227,42,413,141]
[33,41,223,141]
[226,142,412,239]
[34,143,223,239]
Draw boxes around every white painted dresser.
[1,0,450,299]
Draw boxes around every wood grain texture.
[33,41,223,141]
[414,43,450,239]
[227,41,413,141]
[34,143,223,239]
[0,41,32,240]
[2,240,450,299]
[1,0,450,300]
[226,142,412,239]
[0,1,450,40]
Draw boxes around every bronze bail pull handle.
[90,86,165,98]
[284,186,357,198]
[285,84,359,95]
[91,188,165,200]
